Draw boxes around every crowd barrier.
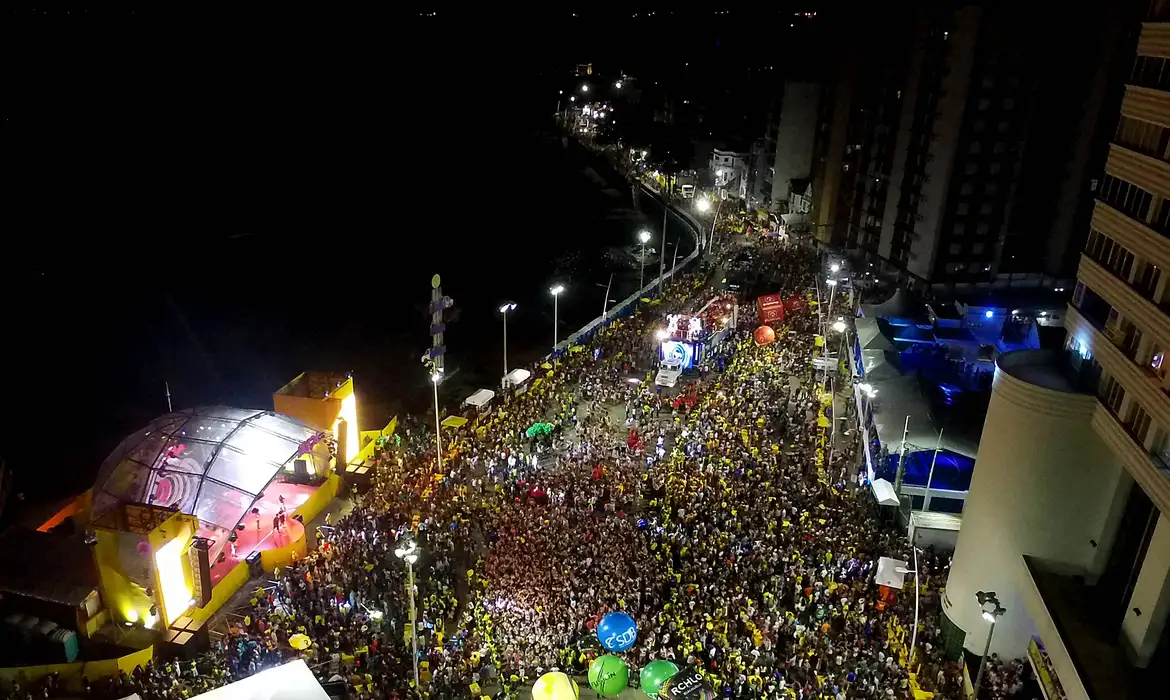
[0,646,154,693]
[551,184,704,356]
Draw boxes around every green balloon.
[639,660,679,698]
[588,654,629,697]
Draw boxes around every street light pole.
[407,556,419,685]
[922,429,944,512]
[821,278,839,391]
[708,201,720,251]
[395,542,421,688]
[658,177,670,292]
[638,230,651,291]
[499,303,516,376]
[896,548,922,667]
[550,285,565,349]
[973,591,1006,699]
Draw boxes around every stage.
[207,482,316,585]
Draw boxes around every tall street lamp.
[431,371,444,471]
[638,230,651,291]
[550,285,565,348]
[895,547,922,666]
[821,278,840,390]
[394,540,421,688]
[972,591,1007,699]
[499,303,517,376]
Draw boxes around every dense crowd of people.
[1,203,1032,700]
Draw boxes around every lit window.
[1152,348,1166,380]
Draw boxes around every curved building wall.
[943,350,1125,658]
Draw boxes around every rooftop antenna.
[165,381,173,413]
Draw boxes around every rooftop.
[273,371,351,400]
[0,527,97,606]
[1024,555,1152,700]
[998,349,1082,394]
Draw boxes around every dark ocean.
[5,14,714,517]
[7,121,694,513]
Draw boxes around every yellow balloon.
[532,672,579,700]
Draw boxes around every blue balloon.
[596,611,638,652]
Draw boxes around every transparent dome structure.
[91,407,321,532]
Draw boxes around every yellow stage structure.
[2,375,403,687]
[91,504,200,630]
[274,372,359,465]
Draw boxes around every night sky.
[5,4,831,514]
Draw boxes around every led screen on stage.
[660,341,696,369]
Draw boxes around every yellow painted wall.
[294,473,339,525]
[188,561,249,623]
[353,416,397,465]
[259,528,308,576]
[0,646,153,692]
[273,377,360,464]
[93,511,198,628]
[274,392,340,433]
[84,608,110,638]
[92,529,153,627]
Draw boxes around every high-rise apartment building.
[942,5,1170,697]
[844,4,1131,293]
[745,81,822,213]
[771,81,821,210]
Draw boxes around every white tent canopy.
[855,317,894,351]
[861,287,911,319]
[503,368,532,387]
[874,556,909,589]
[870,478,900,507]
[464,389,495,408]
[190,661,328,700]
[869,375,979,458]
[861,349,902,382]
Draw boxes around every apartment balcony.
[1017,555,1151,700]
[1091,202,1170,272]
[1105,144,1170,201]
[1076,255,1170,348]
[1137,21,1170,61]
[1120,86,1170,134]
[1065,307,1170,515]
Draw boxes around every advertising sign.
[660,341,696,369]
[757,294,785,325]
[658,669,714,700]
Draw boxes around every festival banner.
[756,294,785,325]
[659,669,715,700]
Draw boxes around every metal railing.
[549,184,704,355]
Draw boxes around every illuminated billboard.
[155,536,193,625]
[665,314,704,342]
[660,341,696,369]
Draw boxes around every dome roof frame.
[91,406,321,533]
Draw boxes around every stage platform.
[207,482,315,585]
